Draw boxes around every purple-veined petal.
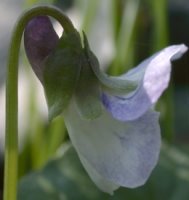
[24,16,59,82]
[102,44,188,121]
[63,99,161,194]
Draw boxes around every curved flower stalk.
[4,6,77,200]
[24,16,188,194]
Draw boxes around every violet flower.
[24,16,188,194]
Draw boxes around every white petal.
[79,154,119,194]
[102,44,188,121]
[63,99,161,194]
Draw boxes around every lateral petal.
[102,44,188,121]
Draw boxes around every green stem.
[111,0,140,75]
[151,0,173,142]
[151,0,168,51]
[4,5,75,200]
[80,0,100,33]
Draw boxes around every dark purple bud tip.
[24,16,59,82]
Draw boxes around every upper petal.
[63,99,161,194]
[24,16,59,82]
[102,44,188,121]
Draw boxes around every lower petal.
[79,154,119,194]
[63,100,161,194]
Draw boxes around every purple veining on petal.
[24,16,59,82]
[102,44,188,121]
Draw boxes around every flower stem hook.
[4,6,74,200]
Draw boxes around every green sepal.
[74,52,103,120]
[43,30,82,120]
[83,33,138,95]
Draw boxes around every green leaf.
[43,31,82,120]
[18,143,189,200]
[18,144,108,200]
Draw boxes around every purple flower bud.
[24,16,59,82]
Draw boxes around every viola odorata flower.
[24,16,188,194]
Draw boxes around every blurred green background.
[0,0,189,199]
